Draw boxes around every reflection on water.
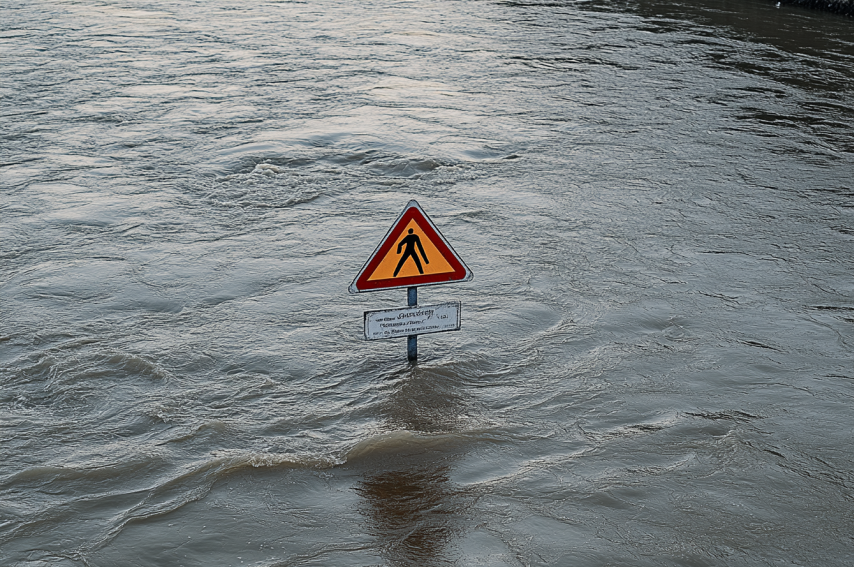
[355,369,473,566]
[357,462,461,567]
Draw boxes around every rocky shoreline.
[777,0,854,16]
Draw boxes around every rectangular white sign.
[364,302,461,340]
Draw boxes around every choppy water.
[2,0,853,565]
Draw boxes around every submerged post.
[407,287,417,361]
[349,201,473,362]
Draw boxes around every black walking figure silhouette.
[394,228,429,277]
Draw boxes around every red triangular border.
[349,201,473,293]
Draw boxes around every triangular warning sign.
[349,200,473,293]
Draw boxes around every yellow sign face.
[366,219,456,281]
[349,199,472,293]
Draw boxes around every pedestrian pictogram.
[349,200,472,293]
[394,229,428,277]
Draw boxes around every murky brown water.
[2,1,852,565]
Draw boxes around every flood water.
[2,0,853,565]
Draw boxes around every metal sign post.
[350,200,472,362]
[407,287,417,361]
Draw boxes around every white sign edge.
[363,301,462,341]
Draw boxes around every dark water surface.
[2,0,853,565]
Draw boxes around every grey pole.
[407,287,417,361]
